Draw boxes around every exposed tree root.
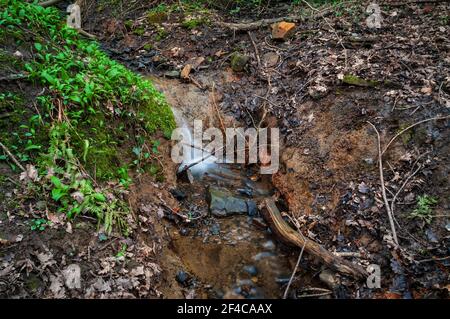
[261,198,368,279]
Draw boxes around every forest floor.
[1,0,449,299]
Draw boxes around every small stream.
[151,76,317,298]
[151,77,324,298]
[165,163,297,298]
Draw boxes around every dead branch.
[0,73,27,81]
[261,198,368,279]
[216,9,332,32]
[367,122,399,246]
[0,141,25,172]
[390,164,422,217]
[39,0,64,8]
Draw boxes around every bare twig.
[0,141,25,172]
[247,31,261,69]
[297,287,333,298]
[416,255,450,263]
[283,241,306,299]
[367,122,399,246]
[390,164,422,217]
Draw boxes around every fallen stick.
[0,73,27,81]
[367,122,399,246]
[261,198,368,279]
[283,241,306,299]
[39,0,64,8]
[216,9,332,32]
[0,141,25,172]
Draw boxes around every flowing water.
[151,76,319,298]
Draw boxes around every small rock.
[425,228,439,243]
[164,70,180,78]
[207,186,248,217]
[262,52,279,68]
[180,64,192,80]
[243,265,258,276]
[176,270,188,285]
[271,21,296,40]
[230,52,249,72]
[246,200,258,217]
[210,223,220,235]
[179,228,190,236]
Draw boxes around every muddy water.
[150,76,301,298]
[161,165,298,298]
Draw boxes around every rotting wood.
[261,198,368,279]
[216,9,332,32]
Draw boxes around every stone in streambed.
[207,186,256,217]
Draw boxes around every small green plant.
[117,165,131,188]
[409,195,438,224]
[30,218,51,231]
[182,17,207,29]
[0,0,175,234]
[116,243,127,258]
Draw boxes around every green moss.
[182,17,208,29]
[230,52,249,72]
[147,11,168,24]
[342,74,379,87]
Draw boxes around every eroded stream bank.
[149,76,318,299]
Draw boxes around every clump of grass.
[0,0,175,234]
[409,195,438,224]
